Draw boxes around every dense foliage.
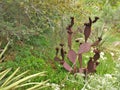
[0,0,120,89]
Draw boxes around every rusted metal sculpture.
[54,17,101,75]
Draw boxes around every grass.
[96,52,116,75]
[0,0,120,89]
[0,31,119,90]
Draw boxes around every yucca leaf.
[0,41,11,59]
[4,72,45,90]
[6,70,29,86]
[1,67,20,87]
[27,80,49,90]
[35,85,49,90]
[16,82,40,88]
[30,85,49,90]
[0,68,11,81]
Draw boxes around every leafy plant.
[0,68,49,90]
[54,16,102,75]
[82,60,120,90]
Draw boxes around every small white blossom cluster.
[46,83,65,90]
[100,52,107,60]
[51,83,60,90]
[84,74,118,90]
[110,52,114,57]
[104,74,114,79]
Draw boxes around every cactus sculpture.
[54,17,101,75]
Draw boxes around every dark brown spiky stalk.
[87,57,95,73]
[93,48,100,62]
[91,37,102,47]
[78,54,82,68]
[92,17,99,23]
[84,17,99,42]
[60,44,65,60]
[61,47,64,60]
[67,17,74,30]
[67,31,73,49]
[84,17,92,42]
[67,17,74,49]
[60,43,64,47]
[55,47,59,56]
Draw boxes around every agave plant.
[0,68,49,90]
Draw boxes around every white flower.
[110,52,114,56]
[58,64,61,67]
[61,84,65,87]
[51,83,60,90]
[103,57,107,60]
[51,83,56,87]
[104,28,108,32]
[46,83,50,86]
[100,52,107,60]
[87,84,92,89]
[100,56,107,60]
[100,52,105,56]
[104,74,112,79]
[54,87,60,90]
